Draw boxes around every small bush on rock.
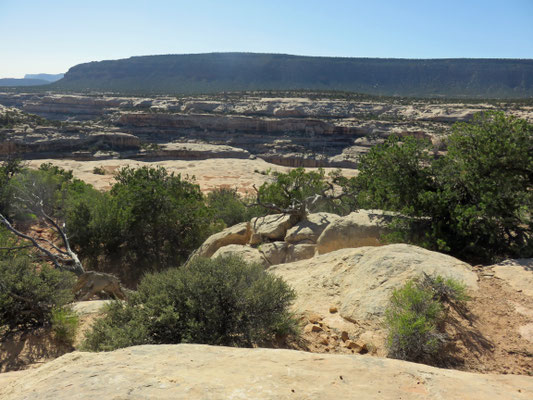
[385,275,469,364]
[83,256,297,351]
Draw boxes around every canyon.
[1,92,532,171]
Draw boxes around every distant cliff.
[53,53,533,98]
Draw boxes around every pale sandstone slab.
[316,209,395,254]
[194,222,250,258]
[492,259,533,298]
[250,214,299,243]
[211,244,269,268]
[0,344,531,400]
[269,244,478,323]
[285,212,340,244]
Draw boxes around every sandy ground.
[27,158,358,194]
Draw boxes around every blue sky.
[1,0,532,77]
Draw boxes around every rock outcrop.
[194,222,251,258]
[198,211,395,268]
[269,244,478,352]
[270,244,478,321]
[316,209,394,254]
[1,344,531,399]
[285,212,340,244]
[211,244,268,268]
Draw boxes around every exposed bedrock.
[2,92,531,166]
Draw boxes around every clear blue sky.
[1,0,532,77]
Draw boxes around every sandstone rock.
[211,244,269,268]
[250,213,298,243]
[316,209,395,254]
[258,241,288,265]
[195,222,250,258]
[286,243,316,263]
[307,313,323,324]
[149,142,250,160]
[319,336,329,346]
[492,259,533,298]
[269,244,478,324]
[71,300,113,316]
[285,212,340,244]
[2,344,530,400]
[518,324,533,343]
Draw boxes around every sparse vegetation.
[92,166,106,175]
[82,256,297,351]
[253,167,356,217]
[385,275,469,364]
[51,306,79,345]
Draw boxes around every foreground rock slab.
[0,344,531,399]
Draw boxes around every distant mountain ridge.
[0,78,50,87]
[45,53,533,97]
[24,73,64,82]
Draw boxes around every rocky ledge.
[0,344,531,399]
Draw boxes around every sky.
[1,0,532,78]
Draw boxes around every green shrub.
[51,307,79,345]
[92,166,106,175]
[83,256,297,351]
[0,158,22,216]
[255,167,357,216]
[0,239,76,337]
[207,187,265,227]
[66,166,218,283]
[385,275,469,364]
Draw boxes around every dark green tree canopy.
[354,111,532,262]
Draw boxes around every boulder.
[258,242,317,266]
[258,241,289,265]
[1,344,531,399]
[211,244,269,268]
[316,209,394,254]
[195,222,250,258]
[285,212,340,244]
[269,244,478,324]
[249,214,298,244]
[286,243,316,263]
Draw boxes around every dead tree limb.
[247,182,356,219]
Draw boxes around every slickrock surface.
[26,158,357,193]
[492,259,533,298]
[269,244,477,330]
[0,344,531,399]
